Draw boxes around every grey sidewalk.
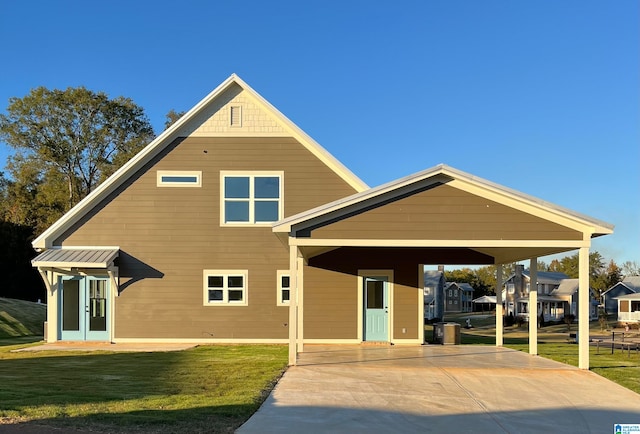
[237,345,640,434]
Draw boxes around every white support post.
[529,258,538,356]
[496,265,503,347]
[579,246,590,369]
[288,243,299,366]
[296,255,304,353]
[418,265,425,344]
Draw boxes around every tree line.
[0,86,637,301]
[0,86,184,301]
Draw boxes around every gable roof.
[622,276,640,292]
[521,271,570,285]
[551,278,579,296]
[273,164,614,236]
[602,277,640,296]
[33,74,368,249]
[445,282,474,292]
[424,270,444,287]
[273,164,614,263]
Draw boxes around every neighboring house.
[602,276,640,315]
[503,265,568,317]
[503,266,596,321]
[472,295,496,312]
[29,74,614,367]
[616,293,640,323]
[423,267,445,320]
[444,282,474,313]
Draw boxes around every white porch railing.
[618,312,640,323]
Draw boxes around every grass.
[0,298,46,338]
[429,311,640,395]
[0,344,288,433]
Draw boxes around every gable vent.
[230,105,242,127]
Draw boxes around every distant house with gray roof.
[424,267,445,320]
[602,276,640,315]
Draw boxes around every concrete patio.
[237,344,640,434]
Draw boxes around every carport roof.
[273,164,614,264]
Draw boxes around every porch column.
[288,243,300,366]
[579,246,590,369]
[418,265,425,344]
[529,258,538,356]
[496,265,503,347]
[296,255,305,353]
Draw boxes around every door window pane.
[366,280,384,309]
[208,276,224,288]
[208,289,223,302]
[228,276,244,288]
[89,280,107,332]
[229,290,244,302]
[62,280,80,331]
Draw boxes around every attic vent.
[230,105,242,127]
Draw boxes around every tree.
[164,109,186,130]
[0,87,155,210]
[622,261,640,277]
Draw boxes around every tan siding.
[56,137,357,339]
[311,184,583,241]
[303,266,359,339]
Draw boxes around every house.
[541,278,598,321]
[444,282,474,313]
[423,267,445,321]
[602,276,640,315]
[503,265,568,316]
[615,293,640,323]
[30,74,614,368]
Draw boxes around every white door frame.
[357,269,394,343]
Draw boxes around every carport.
[273,165,613,369]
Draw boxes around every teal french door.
[60,276,110,341]
[363,276,389,342]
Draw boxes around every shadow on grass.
[2,404,258,433]
[0,345,287,433]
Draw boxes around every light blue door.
[364,276,389,342]
[60,276,109,341]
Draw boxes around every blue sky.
[0,1,638,266]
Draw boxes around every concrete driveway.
[237,345,640,434]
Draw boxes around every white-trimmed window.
[277,270,290,306]
[507,283,515,294]
[203,270,247,306]
[157,171,202,187]
[220,171,283,225]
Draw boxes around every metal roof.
[32,248,119,268]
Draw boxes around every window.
[203,270,247,305]
[277,270,290,306]
[221,172,283,225]
[507,283,515,294]
[454,289,458,297]
[157,171,202,187]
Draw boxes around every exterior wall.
[55,136,357,340]
[603,285,632,314]
[309,184,583,241]
[307,248,422,342]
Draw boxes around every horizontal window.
[221,171,283,226]
[203,270,247,306]
[157,171,202,187]
[277,270,290,306]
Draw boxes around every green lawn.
[0,344,288,433]
[429,312,640,395]
[0,298,46,338]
